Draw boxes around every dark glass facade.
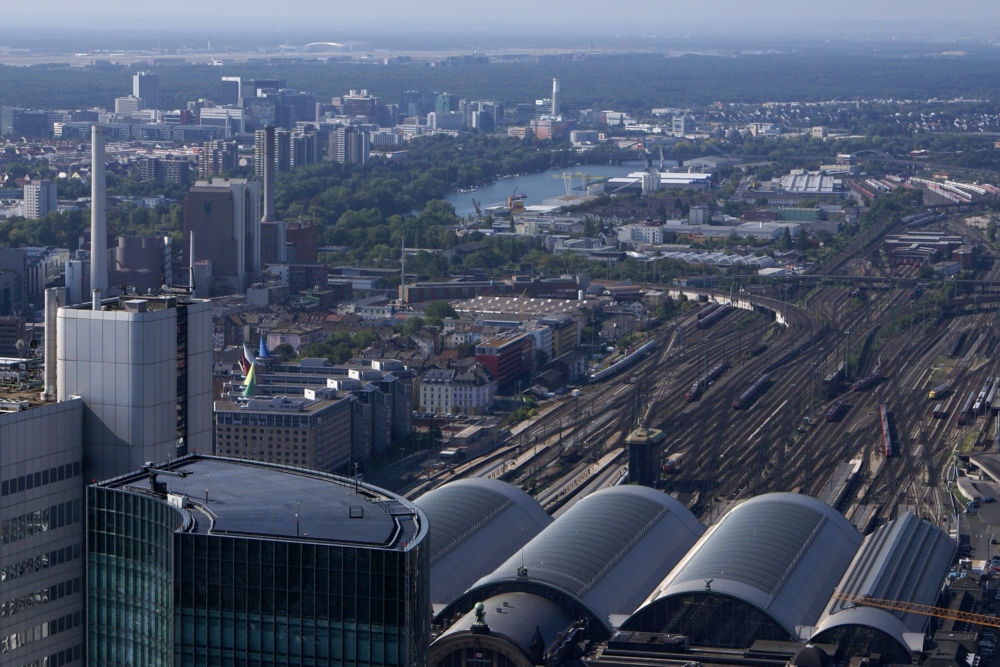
[88,487,177,667]
[623,593,793,649]
[88,483,430,667]
[173,533,429,667]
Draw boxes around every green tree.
[424,301,457,326]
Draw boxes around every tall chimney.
[551,78,560,116]
[262,125,276,223]
[91,125,108,294]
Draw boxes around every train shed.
[413,478,553,609]
[620,493,863,648]
[809,512,956,663]
[429,486,705,667]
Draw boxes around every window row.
[1,543,82,583]
[20,642,83,667]
[0,610,82,654]
[1,500,81,545]
[1,462,81,498]
[1,576,82,618]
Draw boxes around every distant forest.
[3,52,1000,112]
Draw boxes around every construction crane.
[833,592,1000,629]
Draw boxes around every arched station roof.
[436,485,705,635]
[414,478,552,606]
[810,512,956,661]
[626,493,863,643]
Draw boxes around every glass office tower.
[88,456,430,667]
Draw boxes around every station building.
[88,456,430,667]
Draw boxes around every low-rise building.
[418,363,496,416]
[213,394,354,472]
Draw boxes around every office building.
[475,331,533,393]
[136,156,190,186]
[182,178,261,295]
[114,96,142,115]
[132,71,160,110]
[87,456,430,667]
[22,179,57,219]
[0,399,86,667]
[198,107,244,137]
[0,107,49,138]
[56,292,213,482]
[213,394,354,472]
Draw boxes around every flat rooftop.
[101,456,423,550]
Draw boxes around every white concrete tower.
[551,78,560,116]
[91,124,108,294]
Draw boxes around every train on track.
[696,304,731,330]
[973,377,995,415]
[928,383,949,400]
[733,374,770,409]
[823,362,846,388]
[686,361,729,402]
[589,338,659,383]
[825,398,846,422]
[851,371,883,392]
[958,390,977,426]
[697,303,720,320]
[879,404,893,457]
[933,403,945,419]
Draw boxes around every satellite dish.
[29,338,38,350]
[15,339,24,351]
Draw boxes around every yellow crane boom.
[833,592,1000,629]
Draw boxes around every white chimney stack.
[91,125,108,294]
[41,287,64,402]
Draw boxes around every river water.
[444,163,649,218]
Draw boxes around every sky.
[6,0,1000,35]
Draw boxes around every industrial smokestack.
[551,78,560,116]
[41,287,65,402]
[262,125,276,223]
[90,125,108,293]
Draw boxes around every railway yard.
[393,211,1000,546]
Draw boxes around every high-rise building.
[56,292,213,482]
[0,399,86,667]
[87,456,430,667]
[290,131,319,167]
[331,127,370,164]
[198,139,239,177]
[132,71,160,110]
[22,179,57,219]
[136,157,191,186]
[182,178,261,295]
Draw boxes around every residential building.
[214,394,353,472]
[87,456,429,667]
[418,363,496,416]
[56,292,213,482]
[182,178,262,295]
[22,179,57,219]
[136,156,190,186]
[331,126,370,164]
[197,139,239,176]
[0,399,86,667]
[132,71,160,110]
[475,331,533,393]
[264,325,325,352]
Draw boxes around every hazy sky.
[6,0,1000,33]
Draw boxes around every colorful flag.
[242,362,257,398]
[258,337,271,358]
